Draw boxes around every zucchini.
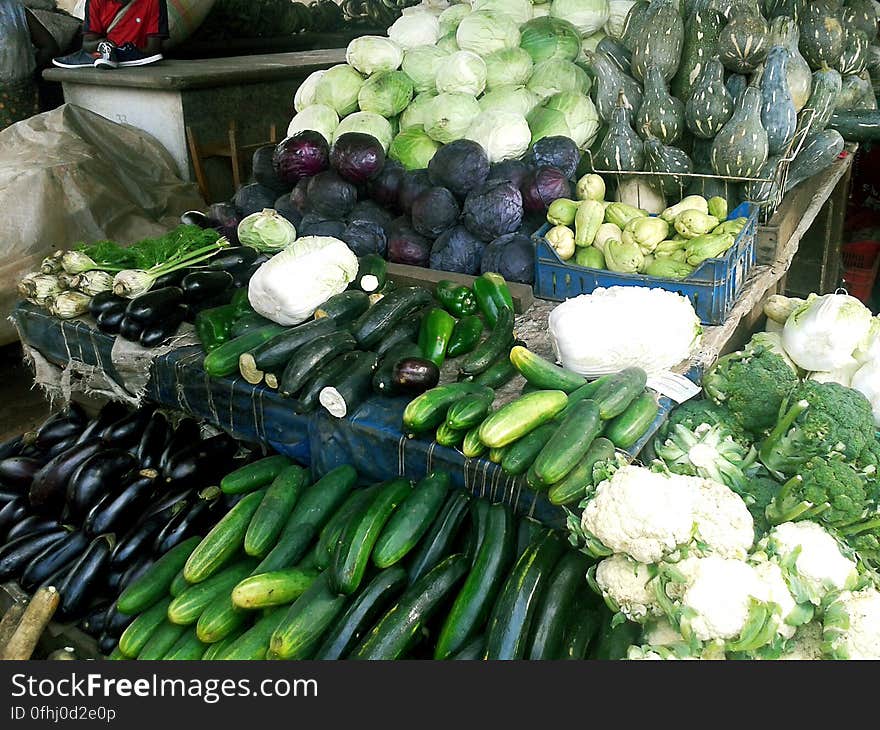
[483,530,566,660]
[592,368,647,420]
[220,455,293,495]
[168,560,257,626]
[478,391,568,448]
[196,593,248,644]
[118,597,173,658]
[278,331,357,398]
[318,353,379,418]
[116,537,201,615]
[219,609,286,660]
[163,628,206,660]
[137,620,186,660]
[244,464,306,557]
[372,472,451,568]
[238,318,336,385]
[435,421,465,448]
[509,346,586,393]
[462,426,487,459]
[501,423,557,477]
[330,478,413,594]
[402,382,487,434]
[446,316,483,359]
[255,465,357,573]
[374,315,421,357]
[350,287,433,349]
[526,551,592,660]
[204,324,287,378]
[532,399,602,486]
[229,312,274,339]
[231,568,319,609]
[269,572,349,659]
[407,490,470,584]
[372,342,422,394]
[314,566,408,660]
[605,392,660,449]
[297,351,373,413]
[354,254,387,294]
[458,307,514,377]
[313,290,370,325]
[315,486,382,571]
[562,600,601,660]
[445,388,495,430]
[471,350,518,389]
[435,502,516,659]
[590,611,641,660]
[183,490,266,584]
[351,554,469,660]
[418,307,456,367]
[547,438,617,507]
[449,634,485,660]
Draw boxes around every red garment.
[84,0,169,48]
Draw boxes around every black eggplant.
[181,210,216,229]
[202,246,259,272]
[20,530,89,593]
[182,271,234,301]
[75,401,128,446]
[159,418,201,472]
[143,486,195,524]
[34,406,86,450]
[39,562,74,591]
[163,433,236,490]
[29,438,104,515]
[125,287,185,323]
[6,515,59,542]
[89,291,126,319]
[117,557,155,594]
[153,269,190,289]
[79,601,113,636]
[84,469,158,537]
[104,564,126,593]
[0,456,42,492]
[0,490,20,505]
[104,603,135,636]
[98,633,119,655]
[232,255,270,288]
[135,411,169,470]
[67,449,139,521]
[109,515,167,570]
[139,305,187,348]
[45,434,83,460]
[0,435,23,461]
[56,534,113,621]
[118,316,144,341]
[0,496,29,537]
[153,497,216,555]
[101,407,154,449]
[0,529,67,581]
[96,305,126,335]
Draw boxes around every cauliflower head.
[691,476,756,560]
[822,587,880,660]
[778,621,826,661]
[590,554,663,623]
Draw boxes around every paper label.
[647,371,702,404]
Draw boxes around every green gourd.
[592,51,644,125]
[690,136,714,172]
[798,8,845,70]
[718,13,771,73]
[836,71,873,110]
[836,26,869,76]
[685,57,734,139]
[726,73,749,105]
[672,8,725,102]
[621,1,652,53]
[643,136,694,198]
[742,154,782,204]
[763,0,797,18]
[802,63,842,131]
[595,37,633,75]
[769,16,813,112]
[636,65,685,144]
[710,84,769,178]
[783,129,844,192]
[709,0,762,17]
[594,91,645,172]
[842,0,879,39]
[761,46,798,155]
[853,72,878,110]
[630,0,685,83]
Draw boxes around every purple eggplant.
[97,633,120,655]
[78,600,113,636]
[75,402,129,446]
[0,490,19,505]
[152,497,218,555]
[34,410,86,451]
[0,435,24,461]
[0,496,30,537]
[0,529,67,581]
[139,305,187,348]
[6,515,59,542]
[101,408,155,449]
[20,530,89,593]
[44,434,83,460]
[118,316,144,341]
[96,305,126,335]
[109,515,167,570]
[84,469,158,537]
[135,412,169,470]
[29,438,104,515]
[67,449,139,522]
[125,287,185,323]
[159,418,201,473]
[56,534,113,621]
[0,457,42,492]
[163,433,236,490]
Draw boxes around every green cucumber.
[402,382,487,434]
[508,346,586,393]
[314,566,408,660]
[238,318,336,385]
[314,290,370,325]
[269,572,349,659]
[315,486,382,571]
[449,634,485,660]
[351,554,469,660]
[435,421,466,447]
[318,352,378,418]
[407,490,471,584]
[183,490,265,584]
[478,391,568,448]
[547,437,617,507]
[483,529,566,660]
[117,536,202,615]
[231,569,319,609]
[230,312,274,339]
[435,502,516,659]
[221,455,294,495]
[201,630,244,660]
[196,593,248,644]
[118,597,173,658]
[204,324,287,378]
[137,620,186,660]
[501,423,557,477]
[526,551,592,659]
[488,446,506,464]
[471,351,518,389]
[219,609,286,660]
[163,628,206,660]
[532,399,602,485]
[458,307,514,377]
[373,472,451,568]
[350,286,434,349]
[445,387,495,430]
[108,647,126,660]
[168,560,257,626]
[592,368,648,420]
[462,426,487,459]
[605,392,660,449]
[278,331,357,398]
[372,342,422,394]
[169,569,189,598]
[556,375,614,420]
[354,254,388,294]
[244,465,306,557]
[330,478,413,594]
[446,316,484,358]
[256,465,357,573]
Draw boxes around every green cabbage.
[519,16,582,63]
[483,47,533,90]
[294,70,324,113]
[543,91,600,148]
[605,0,636,39]
[527,106,572,144]
[238,209,298,252]
[456,11,521,55]
[287,104,339,143]
[357,71,414,118]
[549,0,611,37]
[435,51,487,96]
[472,0,534,24]
[526,58,591,101]
[314,64,365,116]
[389,126,441,170]
[465,111,532,163]
[332,112,394,152]
[439,4,471,35]
[345,36,404,75]
[401,47,449,94]
[388,11,441,49]
[424,92,481,143]
[437,32,460,53]
[478,85,541,116]
[399,92,438,130]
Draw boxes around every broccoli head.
[702,344,799,438]
[660,397,753,449]
[758,381,876,478]
[737,472,782,539]
[765,457,869,527]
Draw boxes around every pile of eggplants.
[88,246,269,347]
[0,401,243,654]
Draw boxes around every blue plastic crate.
[533,202,758,325]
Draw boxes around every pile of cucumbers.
[110,458,620,661]
[403,348,661,507]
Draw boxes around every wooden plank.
[386,263,535,314]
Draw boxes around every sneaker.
[51,49,99,69]
[94,41,119,70]
[115,43,163,68]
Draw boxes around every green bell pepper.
[196,304,238,353]
[418,307,457,367]
[472,273,514,328]
[435,280,478,317]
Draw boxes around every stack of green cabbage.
[288,0,611,168]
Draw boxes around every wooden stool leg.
[270,124,278,144]
[185,126,211,203]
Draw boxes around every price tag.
[647,371,702,404]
